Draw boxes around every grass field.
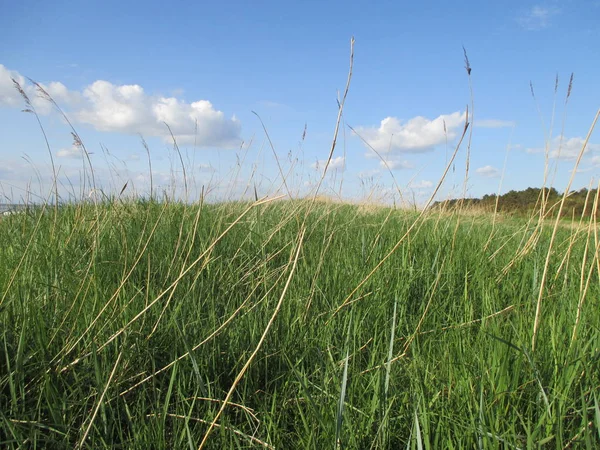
[2,42,600,448]
[1,195,599,449]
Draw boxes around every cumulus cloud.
[409,180,433,189]
[525,135,600,160]
[56,146,85,159]
[475,119,516,128]
[0,65,81,115]
[517,6,560,31]
[1,65,241,148]
[476,165,501,178]
[355,111,466,154]
[311,156,345,172]
[77,81,148,131]
[76,81,241,147]
[42,81,81,108]
[0,65,25,107]
[379,159,413,170]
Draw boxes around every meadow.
[1,43,600,449]
[1,192,599,449]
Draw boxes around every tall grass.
[1,41,600,449]
[1,197,599,448]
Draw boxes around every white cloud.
[42,81,81,108]
[134,171,172,186]
[1,65,241,148]
[0,159,79,187]
[355,111,466,154]
[77,81,148,131]
[410,180,433,189]
[358,168,380,178]
[475,119,516,128]
[525,147,544,154]
[0,65,81,115]
[476,165,501,178]
[517,6,560,31]
[28,81,80,115]
[77,81,241,147]
[0,65,25,107]
[311,156,345,172]
[379,159,413,170]
[57,146,85,159]
[525,135,600,160]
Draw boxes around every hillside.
[432,187,599,219]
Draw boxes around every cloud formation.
[0,65,241,148]
[409,180,433,189]
[475,165,501,178]
[379,159,413,170]
[355,111,466,154]
[56,146,85,159]
[311,156,345,172]
[517,6,560,31]
[0,65,25,107]
[0,64,79,115]
[525,135,600,160]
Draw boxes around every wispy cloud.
[524,147,544,155]
[577,155,600,172]
[355,111,466,154]
[517,5,560,31]
[0,64,242,149]
[0,64,80,114]
[525,135,600,159]
[358,168,380,178]
[476,165,501,178]
[409,180,433,190]
[311,156,345,172]
[56,146,85,159]
[379,158,414,170]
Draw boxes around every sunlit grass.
[2,39,600,449]
[1,196,599,448]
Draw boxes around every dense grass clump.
[1,198,599,448]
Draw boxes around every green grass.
[1,197,599,449]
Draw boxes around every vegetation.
[1,196,599,449]
[2,38,600,449]
[433,187,600,219]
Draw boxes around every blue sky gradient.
[1,0,599,204]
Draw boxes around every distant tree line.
[431,187,600,219]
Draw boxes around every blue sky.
[1,0,599,205]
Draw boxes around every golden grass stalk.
[531,108,600,351]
